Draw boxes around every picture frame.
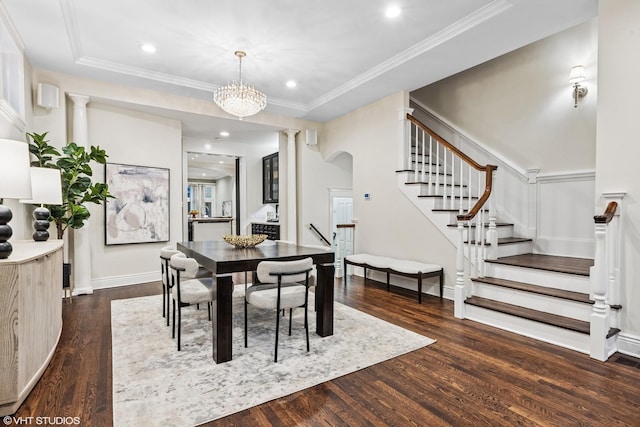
[105,163,170,245]
[222,200,232,217]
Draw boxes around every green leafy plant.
[27,131,113,239]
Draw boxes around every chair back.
[257,257,313,284]
[170,252,200,279]
[160,246,181,284]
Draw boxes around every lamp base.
[32,206,51,242]
[0,203,13,259]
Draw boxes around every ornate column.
[68,93,93,295]
[283,129,299,243]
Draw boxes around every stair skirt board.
[485,263,591,293]
[472,284,592,322]
[465,303,590,355]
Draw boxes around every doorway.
[330,189,353,277]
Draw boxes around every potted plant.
[27,131,113,240]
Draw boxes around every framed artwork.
[222,201,232,217]
[105,163,170,245]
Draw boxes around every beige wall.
[323,92,456,290]
[597,0,640,343]
[412,19,598,173]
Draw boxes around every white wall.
[298,144,352,246]
[215,175,234,217]
[87,103,182,286]
[323,92,457,293]
[411,19,598,173]
[597,0,640,351]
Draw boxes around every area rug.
[111,287,435,426]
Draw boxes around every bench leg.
[418,275,422,304]
[386,272,390,291]
[439,269,444,299]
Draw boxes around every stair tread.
[465,296,590,334]
[465,237,533,246]
[471,276,592,303]
[487,254,593,276]
[446,222,513,228]
[405,181,467,188]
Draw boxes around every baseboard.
[92,271,160,290]
[617,332,640,359]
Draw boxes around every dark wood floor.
[16,274,640,426]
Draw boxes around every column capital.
[398,107,414,120]
[68,93,90,106]
[283,129,300,138]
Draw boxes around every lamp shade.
[569,65,586,84]
[19,167,63,205]
[0,139,32,199]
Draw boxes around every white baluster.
[435,141,440,196]
[428,136,433,195]
[413,126,419,182]
[421,131,426,182]
[458,160,464,215]
[451,150,455,211]
[442,147,448,208]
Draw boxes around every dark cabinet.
[263,152,278,204]
[251,223,280,240]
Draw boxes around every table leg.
[315,262,335,337]
[211,274,234,363]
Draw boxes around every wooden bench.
[344,254,443,303]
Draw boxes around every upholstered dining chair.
[169,252,214,351]
[245,257,313,362]
[160,246,211,326]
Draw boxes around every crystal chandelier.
[213,51,267,120]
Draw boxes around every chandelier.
[213,51,267,120]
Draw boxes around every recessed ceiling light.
[219,161,225,164]
[286,80,297,88]
[385,5,401,18]
[204,143,211,149]
[202,173,206,176]
[139,43,156,53]
[220,131,229,137]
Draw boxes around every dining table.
[177,240,335,363]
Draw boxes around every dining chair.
[245,257,313,362]
[169,252,214,351]
[161,246,211,326]
[160,246,181,325]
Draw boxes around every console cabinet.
[251,222,280,240]
[0,240,63,415]
[262,152,279,204]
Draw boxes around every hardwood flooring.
[15,275,640,426]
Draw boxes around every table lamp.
[19,167,63,241]
[0,139,33,259]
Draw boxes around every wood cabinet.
[263,152,279,204]
[0,240,63,416]
[251,223,280,240]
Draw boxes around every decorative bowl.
[223,234,268,248]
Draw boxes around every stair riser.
[465,304,590,354]
[486,263,590,293]
[495,241,533,257]
[472,284,592,322]
[418,187,471,198]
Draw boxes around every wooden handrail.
[407,114,497,222]
[457,164,498,221]
[594,201,618,224]
[407,114,490,172]
[336,223,355,229]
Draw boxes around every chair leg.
[244,299,248,348]
[305,304,309,352]
[162,283,166,318]
[274,306,280,363]
[208,302,211,321]
[172,299,176,338]
[289,308,293,336]
[177,304,182,351]
[166,291,171,327]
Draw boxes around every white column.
[283,129,299,244]
[69,93,93,296]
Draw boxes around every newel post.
[454,220,466,319]
[590,220,609,361]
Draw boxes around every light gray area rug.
[111,287,435,426]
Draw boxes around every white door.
[330,190,353,277]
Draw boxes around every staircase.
[398,113,622,360]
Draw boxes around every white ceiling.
[4,0,597,136]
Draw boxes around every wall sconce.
[569,65,588,108]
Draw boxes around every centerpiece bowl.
[223,234,268,248]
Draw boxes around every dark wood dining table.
[177,240,335,363]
